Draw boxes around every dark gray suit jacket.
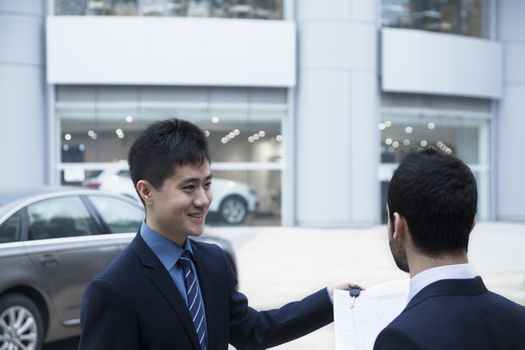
[374,277,525,350]
[79,233,333,349]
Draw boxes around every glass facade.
[55,0,284,19]
[56,86,285,226]
[382,0,491,38]
[379,112,490,222]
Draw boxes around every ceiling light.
[212,116,220,124]
[64,134,72,141]
[116,128,125,139]
[125,115,134,123]
[405,126,413,134]
[427,122,435,130]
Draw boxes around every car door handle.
[38,254,59,267]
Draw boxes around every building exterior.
[1,0,524,226]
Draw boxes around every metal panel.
[47,16,296,87]
[382,28,502,99]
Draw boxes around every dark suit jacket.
[374,277,525,350]
[79,233,333,350]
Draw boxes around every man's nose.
[193,187,210,207]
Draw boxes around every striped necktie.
[178,251,207,350]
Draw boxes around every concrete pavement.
[209,222,525,350]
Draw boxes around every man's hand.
[327,281,364,298]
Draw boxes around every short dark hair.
[387,148,477,256]
[128,119,210,193]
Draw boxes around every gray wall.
[0,0,47,188]
[496,0,525,221]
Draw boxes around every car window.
[0,210,22,243]
[116,169,130,177]
[27,196,98,240]
[88,195,144,233]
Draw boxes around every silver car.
[0,188,236,350]
[83,162,259,225]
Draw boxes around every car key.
[349,287,361,308]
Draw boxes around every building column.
[0,0,47,187]
[294,0,379,226]
[496,0,525,221]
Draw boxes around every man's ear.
[136,180,153,205]
[392,212,406,240]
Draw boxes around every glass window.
[55,0,284,19]
[27,197,98,240]
[89,195,144,233]
[210,170,280,225]
[0,211,23,243]
[379,113,490,221]
[56,86,285,226]
[58,107,284,164]
[382,0,491,38]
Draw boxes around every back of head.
[387,148,477,257]
[128,119,210,192]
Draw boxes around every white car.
[83,163,258,225]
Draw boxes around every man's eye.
[183,185,195,192]
[204,182,212,189]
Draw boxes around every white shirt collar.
[408,263,475,302]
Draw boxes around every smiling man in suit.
[374,148,525,350]
[79,118,353,350]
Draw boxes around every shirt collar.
[140,221,193,271]
[408,263,475,302]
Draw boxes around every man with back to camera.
[79,118,357,350]
[373,148,525,350]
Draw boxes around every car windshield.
[0,188,78,218]
[0,191,42,217]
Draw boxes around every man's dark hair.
[387,148,477,256]
[128,119,210,194]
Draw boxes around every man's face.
[387,208,409,273]
[148,161,212,245]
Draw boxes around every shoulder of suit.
[189,238,224,253]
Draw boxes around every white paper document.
[334,279,410,350]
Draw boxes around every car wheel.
[219,195,248,225]
[0,293,44,350]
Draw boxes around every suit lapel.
[131,233,201,350]
[404,276,488,312]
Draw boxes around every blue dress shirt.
[140,222,207,329]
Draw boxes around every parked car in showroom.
[83,161,259,225]
[0,188,237,350]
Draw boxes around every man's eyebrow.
[180,174,213,184]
